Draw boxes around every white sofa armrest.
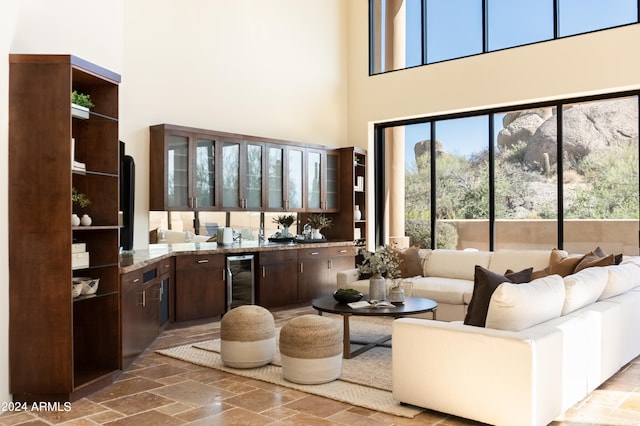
[392,318,564,426]
[336,268,360,288]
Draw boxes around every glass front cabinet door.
[306,149,339,212]
[221,137,264,210]
[150,125,219,211]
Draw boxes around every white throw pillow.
[485,275,565,331]
[561,267,608,315]
[598,263,640,301]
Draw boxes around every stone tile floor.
[1,304,640,425]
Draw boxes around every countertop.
[119,240,356,273]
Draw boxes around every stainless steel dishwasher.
[226,254,255,310]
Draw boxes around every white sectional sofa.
[390,254,640,426]
[337,248,555,321]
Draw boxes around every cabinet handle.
[310,252,319,255]
[300,263,303,273]
[339,249,347,253]
[328,260,333,269]
[262,266,266,277]
[140,290,146,307]
[222,270,225,280]
[133,278,140,283]
[197,259,209,264]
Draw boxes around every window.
[370,0,639,74]
[426,0,483,63]
[558,0,638,37]
[376,92,640,255]
[487,0,554,51]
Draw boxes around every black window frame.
[373,90,640,251]
[369,0,640,75]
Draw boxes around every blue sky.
[399,0,638,166]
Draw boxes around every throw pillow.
[531,267,551,280]
[485,274,565,332]
[574,248,616,273]
[464,266,533,327]
[548,248,582,277]
[389,246,423,278]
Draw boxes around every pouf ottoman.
[279,314,342,384]
[220,305,276,368]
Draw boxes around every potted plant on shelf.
[358,246,401,301]
[71,90,94,119]
[272,214,296,238]
[72,187,91,226]
[306,213,333,240]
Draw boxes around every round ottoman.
[220,305,276,368]
[279,314,342,384]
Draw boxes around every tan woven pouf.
[220,305,276,368]
[279,314,342,384]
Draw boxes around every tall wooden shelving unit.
[9,54,121,402]
[325,147,367,246]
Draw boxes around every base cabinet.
[121,258,172,369]
[297,245,356,303]
[257,250,299,308]
[175,254,226,321]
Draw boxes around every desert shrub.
[405,219,458,249]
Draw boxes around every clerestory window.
[370,0,639,74]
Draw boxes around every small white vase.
[354,205,362,220]
[311,228,322,240]
[369,273,386,301]
[71,214,80,226]
[80,214,92,226]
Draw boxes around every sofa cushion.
[487,249,552,275]
[485,274,565,331]
[464,266,533,327]
[561,267,608,315]
[598,263,640,301]
[411,277,474,305]
[423,250,492,281]
[390,246,423,278]
[549,249,582,277]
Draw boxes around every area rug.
[157,315,424,418]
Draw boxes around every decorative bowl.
[74,277,100,295]
[333,289,364,303]
[72,282,83,298]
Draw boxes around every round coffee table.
[311,296,438,359]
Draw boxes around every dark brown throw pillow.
[464,266,533,327]
[574,250,616,273]
[389,246,423,278]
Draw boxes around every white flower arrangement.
[358,246,401,278]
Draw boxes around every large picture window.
[370,0,639,74]
[377,92,640,255]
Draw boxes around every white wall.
[347,0,640,149]
[1,0,347,402]
[121,0,349,249]
[1,0,124,404]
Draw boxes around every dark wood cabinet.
[297,245,356,302]
[149,124,220,211]
[150,123,343,213]
[324,147,367,244]
[9,54,121,402]
[121,258,172,369]
[175,254,226,321]
[257,250,299,308]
